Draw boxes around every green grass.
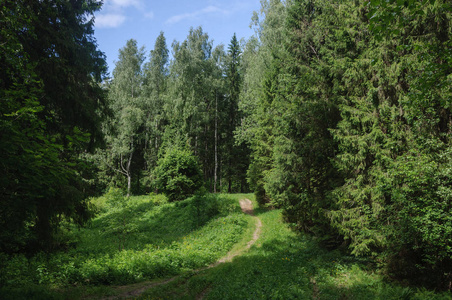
[0,193,250,299]
[140,202,452,300]
[2,193,451,299]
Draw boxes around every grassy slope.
[0,193,251,300]
[140,197,452,300]
[2,193,451,299]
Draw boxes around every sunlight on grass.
[141,207,452,300]
[0,193,250,299]
[2,193,450,300]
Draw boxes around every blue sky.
[93,0,261,75]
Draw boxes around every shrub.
[154,148,204,202]
[149,193,168,206]
[384,150,452,290]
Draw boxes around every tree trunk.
[127,174,132,198]
[125,143,134,197]
[214,91,218,193]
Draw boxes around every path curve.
[105,198,262,300]
[215,199,261,265]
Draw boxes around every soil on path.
[104,198,262,300]
[215,199,261,264]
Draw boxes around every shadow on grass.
[74,194,241,256]
[139,213,446,300]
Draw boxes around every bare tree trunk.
[120,141,134,198]
[126,148,133,197]
[214,91,218,193]
[194,135,198,155]
[127,174,132,197]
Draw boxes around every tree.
[24,0,107,143]
[211,44,227,193]
[363,0,452,288]
[144,32,169,99]
[239,0,451,289]
[237,0,287,204]
[154,147,203,202]
[222,33,250,193]
[0,0,106,252]
[102,39,146,197]
[258,0,326,236]
[142,32,169,173]
[165,27,223,191]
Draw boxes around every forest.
[1,0,451,298]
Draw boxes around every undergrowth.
[140,203,452,300]
[0,192,248,299]
[2,193,450,299]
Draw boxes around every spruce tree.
[0,0,106,251]
[223,33,249,192]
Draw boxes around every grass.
[0,192,250,299]
[139,199,452,300]
[1,192,451,299]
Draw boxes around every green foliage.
[383,149,452,287]
[154,148,204,202]
[3,0,452,292]
[238,0,288,208]
[326,0,452,289]
[164,27,228,192]
[142,32,170,172]
[242,0,344,235]
[2,196,449,299]
[239,0,452,290]
[95,26,250,195]
[0,193,248,296]
[221,33,250,193]
[141,208,452,300]
[0,0,105,252]
[97,39,147,196]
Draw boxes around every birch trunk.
[214,91,218,193]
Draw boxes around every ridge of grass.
[0,193,250,300]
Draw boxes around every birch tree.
[103,39,146,197]
[165,27,223,190]
[143,32,169,170]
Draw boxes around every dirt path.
[104,198,262,300]
[215,199,261,265]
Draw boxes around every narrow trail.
[105,198,262,300]
[212,199,261,266]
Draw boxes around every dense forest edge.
[1,0,451,297]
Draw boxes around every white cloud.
[95,0,149,29]
[165,5,228,25]
[144,11,155,19]
[95,14,126,28]
[202,6,221,14]
[103,0,143,10]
